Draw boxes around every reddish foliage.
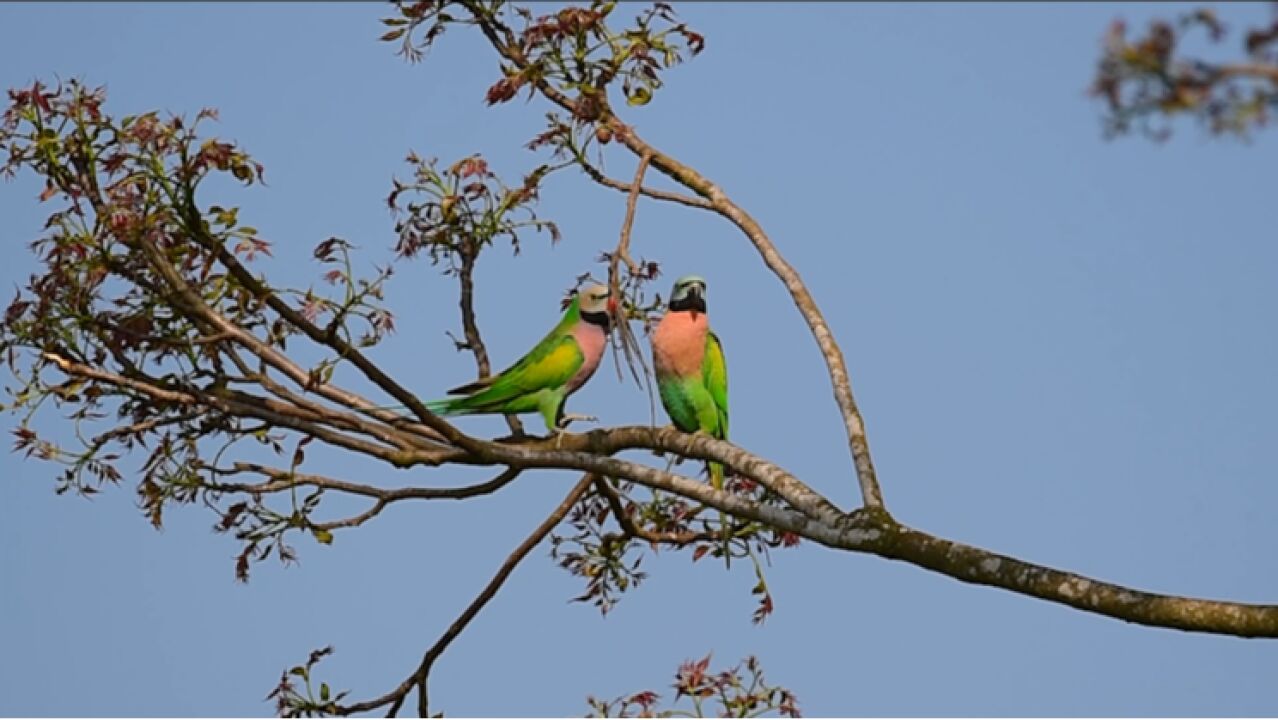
[590,654,800,718]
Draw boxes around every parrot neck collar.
[668,296,707,314]
[581,309,612,332]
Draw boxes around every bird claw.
[549,424,577,449]
[558,413,599,428]
[548,414,598,449]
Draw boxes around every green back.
[449,295,585,411]
[703,330,729,439]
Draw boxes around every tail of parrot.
[356,398,468,417]
[710,461,732,569]
[424,398,464,416]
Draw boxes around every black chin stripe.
[581,310,612,330]
[668,297,707,313]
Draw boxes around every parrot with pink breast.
[425,283,615,434]
[650,275,731,564]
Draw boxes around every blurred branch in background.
[1092,4,1278,139]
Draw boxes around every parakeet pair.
[428,275,732,559]
[427,276,726,439]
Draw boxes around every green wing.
[451,334,584,412]
[448,298,580,396]
[703,331,729,439]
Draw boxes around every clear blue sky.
[2,2,1276,716]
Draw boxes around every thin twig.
[222,348,441,453]
[457,238,525,435]
[337,473,594,717]
[1218,62,1278,84]
[41,352,451,466]
[593,475,707,546]
[606,152,657,401]
[173,204,477,447]
[128,224,453,446]
[579,151,712,210]
[317,468,521,530]
[609,152,651,285]
[88,411,200,447]
[207,464,522,531]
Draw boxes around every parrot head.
[576,283,617,332]
[668,275,707,315]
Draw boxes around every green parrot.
[426,283,616,434]
[650,275,732,564]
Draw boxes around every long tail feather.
[425,398,459,416]
[355,399,462,417]
[710,461,731,569]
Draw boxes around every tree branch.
[609,152,650,285]
[877,520,1278,638]
[604,150,658,392]
[208,464,523,531]
[457,236,524,436]
[42,343,1278,637]
[39,341,1278,639]
[1218,62,1278,84]
[593,475,708,546]
[40,352,449,467]
[578,149,711,210]
[172,204,476,447]
[115,223,453,449]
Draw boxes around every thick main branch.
[42,351,1278,638]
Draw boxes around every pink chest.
[652,311,708,377]
[567,322,607,393]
